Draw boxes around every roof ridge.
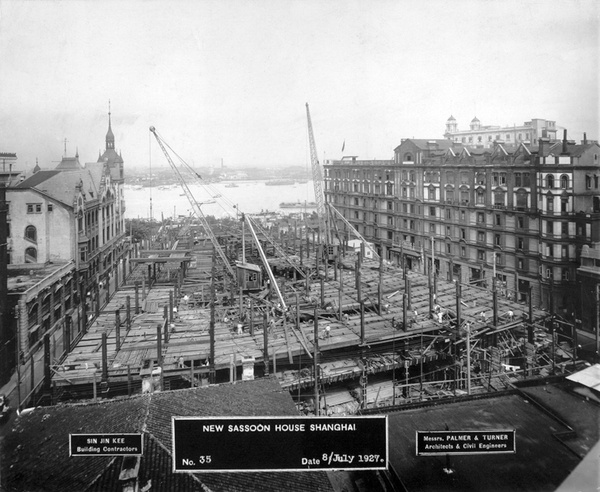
[145,430,213,491]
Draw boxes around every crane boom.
[246,215,306,279]
[242,215,287,310]
[305,103,329,243]
[149,126,235,279]
[328,204,380,261]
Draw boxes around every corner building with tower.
[0,110,131,388]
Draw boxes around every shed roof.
[566,363,600,392]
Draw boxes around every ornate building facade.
[324,134,600,326]
[3,111,130,388]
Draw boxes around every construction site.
[41,108,585,415]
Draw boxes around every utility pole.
[209,247,216,384]
[596,284,600,362]
[313,307,320,416]
[0,183,9,384]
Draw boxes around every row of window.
[333,170,579,191]
[459,132,531,144]
[26,203,53,213]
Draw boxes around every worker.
[178,356,184,368]
[237,322,243,335]
[325,325,331,340]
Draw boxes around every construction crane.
[305,103,327,241]
[246,215,306,280]
[149,126,235,279]
[305,105,379,262]
[305,103,338,259]
[241,214,287,310]
[329,205,380,261]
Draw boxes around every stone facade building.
[324,134,600,326]
[444,115,559,148]
[2,111,130,387]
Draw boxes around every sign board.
[69,433,143,456]
[416,430,516,456]
[172,416,388,472]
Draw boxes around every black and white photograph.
[0,0,599,490]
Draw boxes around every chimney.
[583,132,588,145]
[562,129,568,154]
[539,137,549,156]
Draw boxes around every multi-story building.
[444,115,559,148]
[1,111,131,388]
[324,133,600,326]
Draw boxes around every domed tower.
[445,115,458,137]
[470,116,481,131]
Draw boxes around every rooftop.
[7,261,73,294]
[1,378,335,492]
[381,382,600,491]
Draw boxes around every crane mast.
[149,126,235,279]
[305,103,329,244]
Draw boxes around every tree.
[125,218,158,243]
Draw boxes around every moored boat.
[279,201,317,208]
[266,179,295,186]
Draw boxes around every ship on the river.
[279,201,317,208]
[265,179,295,186]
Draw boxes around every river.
[124,180,316,220]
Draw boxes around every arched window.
[560,175,569,189]
[25,225,37,243]
[404,153,413,162]
[25,247,37,263]
[546,174,554,189]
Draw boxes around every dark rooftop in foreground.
[379,380,600,492]
[1,378,335,492]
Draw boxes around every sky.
[0,0,598,171]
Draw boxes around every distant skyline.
[1,0,598,172]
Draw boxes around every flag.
[341,140,345,152]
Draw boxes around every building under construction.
[23,112,587,415]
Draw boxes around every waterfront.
[124,180,316,220]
